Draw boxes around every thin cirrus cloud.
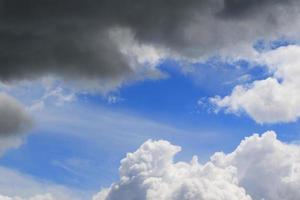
[93,131,300,200]
[0,166,86,200]
[211,45,300,124]
[0,194,53,200]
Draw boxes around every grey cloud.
[0,0,299,86]
[0,92,32,155]
[220,0,286,17]
[0,93,32,136]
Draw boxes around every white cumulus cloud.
[211,45,300,123]
[93,131,300,200]
[212,131,300,200]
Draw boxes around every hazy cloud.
[0,193,53,200]
[0,93,32,155]
[0,93,32,136]
[0,166,86,200]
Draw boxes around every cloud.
[93,140,251,200]
[220,0,293,17]
[94,131,300,200]
[0,93,32,155]
[211,45,300,123]
[1,0,300,90]
[0,136,24,157]
[212,131,300,200]
[0,166,86,200]
[0,93,32,136]
[0,193,53,200]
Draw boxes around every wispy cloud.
[0,166,88,199]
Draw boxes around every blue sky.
[2,1,300,199]
[1,45,300,197]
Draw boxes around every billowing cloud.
[212,131,300,200]
[94,131,300,200]
[211,45,300,123]
[93,140,251,200]
[1,0,300,90]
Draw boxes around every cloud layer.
[94,131,300,200]
[211,45,300,123]
[1,0,300,90]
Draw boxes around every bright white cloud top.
[212,45,300,123]
[94,131,300,200]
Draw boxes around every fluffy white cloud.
[94,131,300,200]
[212,131,300,200]
[211,45,300,123]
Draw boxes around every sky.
[1,1,300,200]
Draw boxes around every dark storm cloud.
[220,0,293,17]
[0,0,203,81]
[0,0,132,81]
[0,0,299,83]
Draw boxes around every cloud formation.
[0,166,85,200]
[0,194,53,200]
[94,131,300,200]
[211,45,300,123]
[0,92,32,155]
[212,131,300,200]
[1,0,300,90]
[0,93,32,136]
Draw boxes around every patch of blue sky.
[1,54,300,193]
[81,58,268,116]
[0,100,249,190]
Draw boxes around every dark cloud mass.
[0,0,299,85]
[221,0,285,16]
